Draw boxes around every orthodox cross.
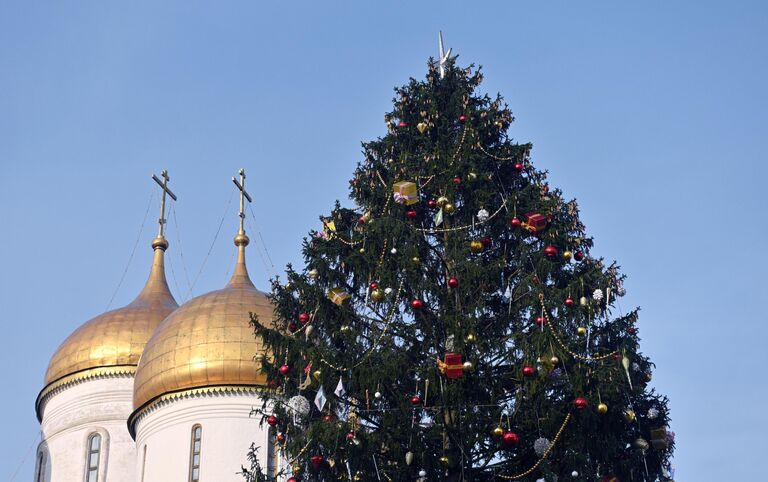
[151,170,178,239]
[231,168,252,234]
[438,31,452,79]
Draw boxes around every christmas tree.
[243,47,674,482]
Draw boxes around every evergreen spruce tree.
[243,54,674,482]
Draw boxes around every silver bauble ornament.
[287,395,311,417]
[533,437,551,457]
[477,208,490,222]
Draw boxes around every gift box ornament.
[522,212,548,233]
[393,181,418,205]
[437,352,464,379]
[328,288,351,306]
[650,427,669,450]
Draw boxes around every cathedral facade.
[34,171,280,481]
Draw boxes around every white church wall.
[38,377,136,482]
[134,393,276,482]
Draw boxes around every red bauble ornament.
[358,216,366,224]
[458,114,467,124]
[481,237,492,247]
[398,120,407,128]
[564,297,575,307]
[346,431,356,441]
[535,316,547,326]
[279,364,291,376]
[601,474,620,482]
[447,277,459,288]
[628,327,637,335]
[574,250,585,261]
[427,199,437,208]
[453,176,462,184]
[510,217,522,228]
[544,245,558,258]
[323,414,335,422]
[287,478,298,482]
[298,312,310,324]
[522,365,536,377]
[573,397,588,410]
[310,454,325,468]
[267,415,278,426]
[370,282,378,290]
[410,395,422,406]
[411,299,424,310]
[406,209,417,219]
[276,432,286,443]
[288,322,298,333]
[514,162,524,172]
[502,431,520,446]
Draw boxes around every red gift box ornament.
[437,352,464,379]
[522,212,548,233]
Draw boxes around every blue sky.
[1,1,766,480]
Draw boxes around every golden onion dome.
[37,238,178,419]
[131,232,275,413]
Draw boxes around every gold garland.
[539,294,618,362]
[414,201,507,233]
[495,413,571,479]
[319,280,404,371]
[477,143,523,161]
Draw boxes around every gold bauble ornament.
[549,356,559,365]
[492,426,504,438]
[439,455,450,466]
[340,325,352,333]
[580,296,588,306]
[633,438,649,451]
[468,172,478,181]
[370,288,385,302]
[308,269,319,279]
[444,203,456,214]
[412,256,421,264]
[436,196,449,207]
[462,361,474,372]
[313,369,322,380]
[284,281,293,290]
[623,408,636,422]
[563,250,573,261]
[576,326,587,336]
[416,122,428,134]
[465,333,476,343]
[470,240,484,253]
[359,247,365,254]
[292,462,302,474]
[597,402,608,414]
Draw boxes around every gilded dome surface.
[132,242,275,411]
[43,246,178,386]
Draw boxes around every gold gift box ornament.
[393,181,419,205]
[650,427,669,450]
[328,288,351,306]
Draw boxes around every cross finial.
[231,168,252,241]
[438,31,452,79]
[151,170,178,250]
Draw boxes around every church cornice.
[127,384,265,439]
[35,365,137,421]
